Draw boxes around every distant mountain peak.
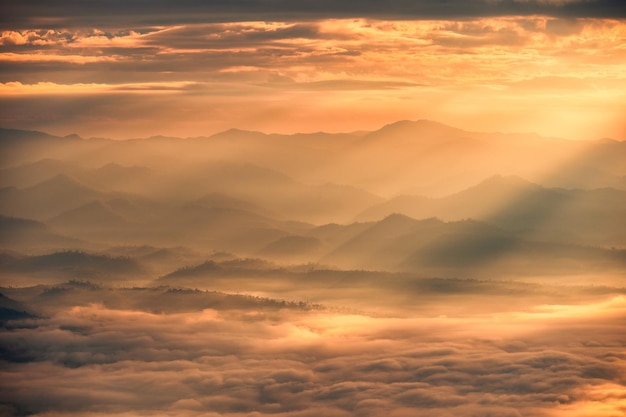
[361,119,472,146]
[32,173,86,189]
[381,212,417,223]
[442,175,544,206]
[0,215,48,232]
[63,133,83,140]
[209,128,268,140]
[378,119,464,133]
[24,174,98,199]
[376,213,443,230]
[49,200,130,228]
[478,175,539,189]
[0,127,84,143]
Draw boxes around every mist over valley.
[2,120,626,416]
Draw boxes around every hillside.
[1,121,624,275]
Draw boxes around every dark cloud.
[1,1,624,140]
[3,1,625,30]
[0,23,364,85]
[136,23,327,50]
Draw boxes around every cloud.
[1,16,624,139]
[3,1,625,31]
[0,29,73,46]
[1,286,626,417]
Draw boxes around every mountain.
[356,194,433,222]
[3,122,623,201]
[0,174,101,219]
[360,119,473,147]
[1,250,145,283]
[7,251,139,272]
[317,214,626,275]
[82,163,154,193]
[0,127,80,148]
[147,162,382,224]
[160,257,283,282]
[313,120,534,196]
[0,158,81,188]
[577,139,626,176]
[303,183,383,223]
[1,282,322,317]
[0,159,155,194]
[48,200,132,239]
[207,127,269,142]
[321,214,447,271]
[1,121,625,280]
[0,292,37,322]
[0,128,110,168]
[532,164,626,191]
[0,215,85,252]
[257,235,323,262]
[402,231,626,276]
[435,175,548,221]
[0,172,164,230]
[200,128,363,181]
[192,192,272,216]
[140,196,313,253]
[0,127,80,140]
[356,175,626,247]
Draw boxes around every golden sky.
[1,2,625,139]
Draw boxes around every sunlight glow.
[1,17,624,138]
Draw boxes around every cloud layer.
[1,5,625,138]
[4,1,626,30]
[2,285,625,417]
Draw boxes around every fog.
[2,283,625,417]
[1,121,626,416]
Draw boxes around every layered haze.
[2,121,626,417]
[2,1,626,417]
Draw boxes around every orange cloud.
[2,291,625,416]
[0,52,120,64]
[0,81,199,95]
[1,17,624,139]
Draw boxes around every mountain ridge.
[5,119,622,143]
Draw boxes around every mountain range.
[1,120,625,284]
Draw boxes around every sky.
[1,0,625,139]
